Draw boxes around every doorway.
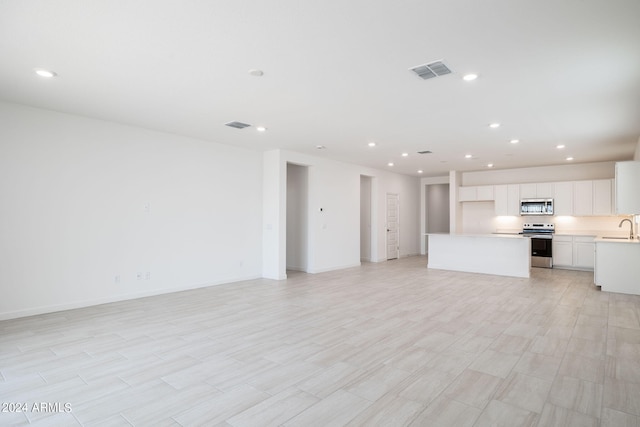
[286,163,309,272]
[386,193,399,260]
[360,176,373,262]
[425,184,450,253]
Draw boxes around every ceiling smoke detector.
[409,60,452,80]
[225,121,251,129]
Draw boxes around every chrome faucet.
[619,218,634,239]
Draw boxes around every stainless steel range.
[521,223,554,268]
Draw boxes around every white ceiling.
[1,0,639,177]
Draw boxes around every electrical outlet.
[136,272,143,280]
[114,275,121,284]
[145,271,151,280]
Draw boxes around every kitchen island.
[426,233,531,278]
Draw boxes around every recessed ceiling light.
[489,123,501,129]
[34,68,57,78]
[388,162,394,167]
[510,139,519,144]
[462,73,478,81]
[465,154,472,159]
[566,156,574,161]
[417,170,423,174]
[256,126,267,132]
[401,152,409,157]
[248,69,264,77]
[368,142,376,147]
[556,144,565,149]
[316,145,326,150]
[487,163,494,168]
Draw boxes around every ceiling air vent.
[225,121,251,129]
[418,150,433,154]
[410,61,452,80]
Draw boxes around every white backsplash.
[461,201,634,236]
[492,214,633,236]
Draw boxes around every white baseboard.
[0,274,262,321]
[307,262,361,274]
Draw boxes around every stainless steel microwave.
[520,198,554,215]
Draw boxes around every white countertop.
[426,232,639,242]
[594,236,640,244]
[425,233,526,239]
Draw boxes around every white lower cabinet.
[595,240,640,295]
[552,236,573,267]
[574,237,595,269]
[552,235,595,270]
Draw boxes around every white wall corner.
[262,150,287,280]
[449,170,462,233]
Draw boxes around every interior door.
[386,193,399,260]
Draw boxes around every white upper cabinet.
[593,179,613,216]
[536,182,554,199]
[554,182,574,216]
[573,179,613,216]
[459,185,494,202]
[520,183,536,199]
[574,180,594,216]
[494,184,520,216]
[476,186,494,201]
[458,186,476,202]
[616,161,640,214]
[467,178,615,217]
[520,182,553,199]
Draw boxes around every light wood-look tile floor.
[2,256,640,426]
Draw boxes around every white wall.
[0,102,263,320]
[286,163,308,271]
[262,150,286,280]
[262,150,420,278]
[462,162,615,186]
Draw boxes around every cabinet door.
[507,184,520,216]
[476,185,494,201]
[536,183,554,199]
[574,181,593,216]
[520,183,537,199]
[554,181,574,216]
[593,179,613,216]
[458,186,476,202]
[616,161,640,214]
[574,241,595,269]
[553,240,574,266]
[494,185,508,216]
